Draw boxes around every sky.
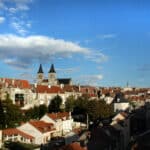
[0,0,150,87]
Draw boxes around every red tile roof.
[0,78,31,89]
[36,85,64,94]
[29,120,55,133]
[62,142,85,150]
[63,85,80,92]
[47,112,70,121]
[3,128,34,140]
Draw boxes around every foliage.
[4,141,39,150]
[73,96,89,115]
[87,100,100,121]
[87,100,114,121]
[48,95,62,113]
[65,95,76,112]
[0,96,23,129]
[24,104,48,121]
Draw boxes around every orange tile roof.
[63,85,80,92]
[36,85,64,94]
[62,142,85,150]
[3,128,34,140]
[1,78,31,89]
[29,120,55,133]
[47,112,70,120]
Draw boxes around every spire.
[37,64,44,73]
[49,64,56,73]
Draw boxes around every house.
[0,78,33,107]
[2,128,34,144]
[18,120,55,144]
[40,112,73,136]
[113,93,129,112]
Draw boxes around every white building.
[2,128,34,144]
[40,112,73,136]
[113,93,129,112]
[18,121,56,144]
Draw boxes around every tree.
[39,104,48,118]
[87,100,114,121]
[65,95,76,112]
[24,105,48,121]
[0,100,5,129]
[0,97,23,129]
[48,95,62,113]
[73,96,88,115]
[87,100,100,121]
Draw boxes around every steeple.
[49,64,56,73]
[38,64,44,73]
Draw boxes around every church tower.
[37,64,44,84]
[48,64,57,86]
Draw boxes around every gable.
[40,115,56,124]
[17,122,42,137]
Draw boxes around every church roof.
[37,64,44,73]
[49,64,56,73]
[58,78,71,85]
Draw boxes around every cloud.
[76,74,103,86]
[1,0,33,35]
[97,34,117,39]
[56,67,80,76]
[86,51,108,63]
[11,21,28,36]
[0,34,107,69]
[0,34,88,68]
[0,16,5,24]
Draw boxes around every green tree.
[0,97,23,129]
[39,104,48,118]
[97,100,114,118]
[48,95,62,113]
[65,95,75,112]
[87,100,100,121]
[0,100,5,129]
[74,96,89,114]
[87,100,114,121]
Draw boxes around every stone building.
[37,64,72,86]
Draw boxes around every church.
[37,64,72,86]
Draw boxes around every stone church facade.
[37,64,72,86]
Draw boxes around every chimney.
[60,84,64,89]
[78,84,81,92]
[12,79,15,86]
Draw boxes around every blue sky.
[0,0,150,87]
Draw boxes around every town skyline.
[0,0,150,87]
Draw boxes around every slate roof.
[49,64,56,73]
[113,93,129,103]
[37,64,44,73]
[58,78,71,85]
